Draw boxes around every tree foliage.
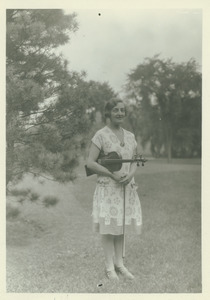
[6,9,118,187]
[6,9,91,186]
[82,80,117,122]
[125,55,201,160]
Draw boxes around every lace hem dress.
[91,126,142,235]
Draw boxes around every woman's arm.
[128,161,138,179]
[87,142,123,181]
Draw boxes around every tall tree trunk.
[6,142,15,187]
[167,139,172,163]
[166,127,172,163]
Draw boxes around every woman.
[87,98,142,281]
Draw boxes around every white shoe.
[115,265,135,280]
[105,269,119,281]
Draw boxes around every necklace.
[107,126,125,147]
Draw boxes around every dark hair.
[104,98,126,119]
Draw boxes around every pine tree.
[6,9,91,185]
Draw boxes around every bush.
[6,205,20,219]
[29,192,40,202]
[42,196,59,207]
[10,188,30,197]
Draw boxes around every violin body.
[85,151,121,176]
[85,151,147,176]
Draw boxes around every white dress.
[91,126,142,235]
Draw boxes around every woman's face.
[110,102,126,126]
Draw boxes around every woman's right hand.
[111,172,126,182]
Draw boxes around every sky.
[60,9,202,96]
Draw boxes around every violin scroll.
[134,154,147,167]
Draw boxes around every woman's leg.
[114,235,124,267]
[114,235,135,279]
[101,234,115,271]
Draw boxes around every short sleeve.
[91,132,103,150]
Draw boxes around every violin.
[85,151,147,176]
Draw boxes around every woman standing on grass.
[87,98,142,281]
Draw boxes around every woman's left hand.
[119,173,133,185]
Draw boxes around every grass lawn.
[6,158,201,293]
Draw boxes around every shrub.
[6,205,20,219]
[42,196,59,207]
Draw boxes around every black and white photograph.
[2,0,210,298]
